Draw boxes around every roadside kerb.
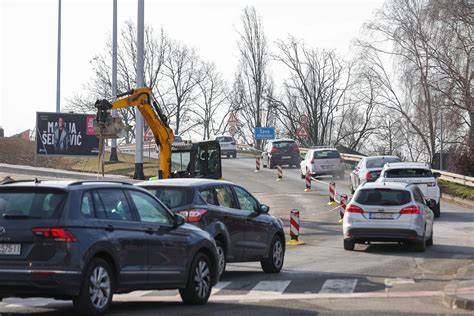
[444,264,474,310]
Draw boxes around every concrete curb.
[441,194,474,210]
[443,265,474,310]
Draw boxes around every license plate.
[282,156,291,159]
[0,244,21,255]
[369,213,393,220]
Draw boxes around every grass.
[438,179,474,201]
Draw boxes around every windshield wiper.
[2,214,42,219]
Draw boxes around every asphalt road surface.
[1,156,473,315]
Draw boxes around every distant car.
[343,182,435,252]
[350,156,401,193]
[137,179,286,279]
[262,139,300,168]
[300,147,345,179]
[0,179,219,315]
[377,162,441,217]
[215,135,237,158]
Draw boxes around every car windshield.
[385,168,433,178]
[273,141,295,149]
[355,189,411,206]
[0,188,67,219]
[366,157,400,169]
[313,150,340,159]
[216,136,234,143]
[173,136,183,142]
[145,187,192,209]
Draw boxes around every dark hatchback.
[0,180,218,315]
[136,179,286,278]
[262,139,300,168]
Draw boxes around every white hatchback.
[300,147,345,179]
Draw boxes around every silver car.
[342,182,435,252]
[350,156,400,193]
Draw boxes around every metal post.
[109,0,119,162]
[440,111,443,171]
[56,0,61,113]
[134,0,145,179]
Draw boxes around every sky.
[0,0,383,136]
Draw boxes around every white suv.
[215,135,237,158]
[377,162,441,217]
[300,147,345,180]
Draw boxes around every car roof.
[136,178,234,187]
[0,180,135,191]
[310,147,338,151]
[361,182,411,190]
[270,138,295,143]
[383,162,430,169]
[365,155,400,161]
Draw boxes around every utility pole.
[109,0,119,162]
[440,111,443,171]
[134,0,145,179]
[56,0,61,112]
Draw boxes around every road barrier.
[287,209,305,246]
[255,157,260,172]
[339,194,348,219]
[277,165,283,181]
[328,181,337,206]
[304,171,311,192]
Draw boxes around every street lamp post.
[134,0,145,180]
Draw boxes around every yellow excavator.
[93,87,222,179]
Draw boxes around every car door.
[199,186,247,260]
[127,189,188,285]
[413,187,434,237]
[91,189,149,287]
[232,185,270,260]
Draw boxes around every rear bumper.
[0,269,82,298]
[221,149,236,155]
[344,228,422,243]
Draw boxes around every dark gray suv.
[0,179,218,315]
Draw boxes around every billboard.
[36,112,99,156]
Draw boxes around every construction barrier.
[287,209,305,246]
[328,181,337,206]
[339,194,348,219]
[304,171,311,192]
[255,157,260,172]
[277,165,283,181]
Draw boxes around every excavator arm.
[95,87,174,179]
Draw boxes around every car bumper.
[0,269,82,298]
[221,149,236,155]
[344,227,422,242]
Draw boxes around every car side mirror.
[260,204,270,214]
[426,199,436,209]
[174,213,185,228]
[433,172,441,178]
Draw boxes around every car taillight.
[32,228,77,242]
[177,209,207,222]
[346,204,364,213]
[400,205,421,214]
[365,171,374,182]
[270,148,278,154]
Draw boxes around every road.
[1,156,473,315]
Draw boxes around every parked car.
[350,156,401,193]
[377,162,441,217]
[137,178,286,279]
[343,182,435,252]
[300,147,345,179]
[262,139,300,168]
[215,135,237,158]
[0,179,218,315]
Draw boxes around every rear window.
[216,136,234,143]
[366,157,400,169]
[355,189,411,206]
[0,188,67,219]
[273,141,296,149]
[313,150,340,159]
[385,168,433,178]
[145,187,192,209]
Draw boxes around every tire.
[350,184,355,195]
[73,258,114,316]
[414,231,426,252]
[300,171,305,179]
[269,158,275,169]
[226,153,230,159]
[343,239,355,251]
[232,152,237,159]
[260,235,284,273]
[433,202,441,218]
[215,240,226,279]
[262,156,267,168]
[179,252,213,305]
[426,228,433,246]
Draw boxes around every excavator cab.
[170,141,221,179]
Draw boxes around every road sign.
[229,126,238,136]
[144,127,154,139]
[255,127,275,140]
[299,115,309,125]
[227,112,238,126]
[297,125,309,138]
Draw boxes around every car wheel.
[350,184,355,194]
[261,235,284,273]
[426,231,433,246]
[179,252,212,305]
[73,258,114,316]
[269,158,275,169]
[343,239,355,251]
[414,231,426,252]
[301,170,305,179]
[226,153,230,159]
[262,156,267,168]
[215,240,226,279]
[232,152,237,159]
[433,202,441,218]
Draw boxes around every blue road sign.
[255,127,275,140]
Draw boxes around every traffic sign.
[144,127,154,139]
[255,127,275,140]
[229,126,238,136]
[227,112,238,126]
[297,125,309,138]
[299,115,309,125]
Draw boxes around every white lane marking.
[3,297,61,308]
[211,281,232,295]
[115,290,155,299]
[319,279,357,293]
[384,278,415,287]
[247,280,291,296]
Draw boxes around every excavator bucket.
[93,99,126,139]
